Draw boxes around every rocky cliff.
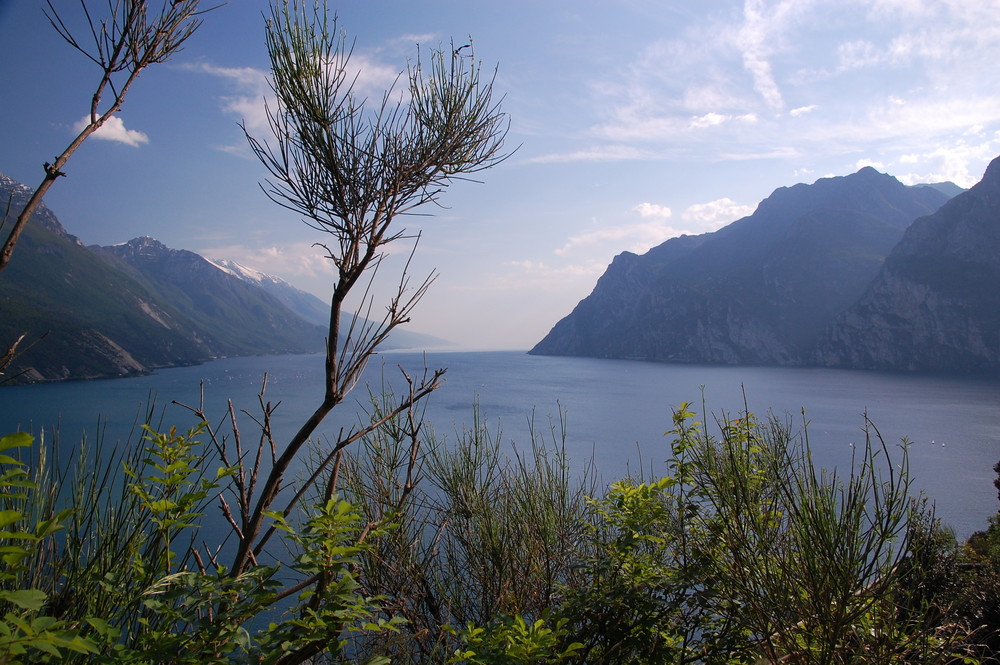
[814,156,1000,373]
[531,167,952,365]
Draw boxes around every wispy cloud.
[682,198,755,229]
[507,259,606,280]
[185,50,408,156]
[738,0,789,109]
[526,144,655,164]
[555,218,687,257]
[632,202,672,219]
[187,63,270,134]
[75,115,148,147]
[553,0,1000,185]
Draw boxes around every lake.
[2,350,998,539]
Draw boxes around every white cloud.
[893,138,1000,187]
[75,115,148,147]
[346,53,406,100]
[632,202,672,219]
[551,199,753,262]
[181,63,270,155]
[681,198,756,229]
[191,63,270,133]
[187,52,406,156]
[690,112,728,129]
[574,0,1000,191]
[855,158,886,171]
[555,220,685,257]
[526,144,654,164]
[690,112,758,129]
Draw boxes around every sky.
[1,0,999,350]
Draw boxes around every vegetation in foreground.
[3,1,1000,663]
[2,399,1000,664]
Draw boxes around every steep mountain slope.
[0,173,325,382]
[208,258,450,350]
[93,237,325,356]
[0,205,214,381]
[815,156,1000,373]
[531,167,951,365]
[208,258,331,326]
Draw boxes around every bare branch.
[230,0,508,580]
[0,0,219,273]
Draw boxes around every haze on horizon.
[1,0,998,350]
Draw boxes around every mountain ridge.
[531,166,970,371]
[813,155,1000,373]
[0,171,443,383]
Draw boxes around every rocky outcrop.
[531,167,952,366]
[814,156,1000,373]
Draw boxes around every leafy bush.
[4,398,998,664]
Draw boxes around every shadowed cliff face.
[531,167,952,367]
[814,156,1000,374]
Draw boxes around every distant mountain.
[912,181,967,199]
[531,167,954,366]
[208,258,331,326]
[90,237,326,358]
[0,175,316,382]
[814,156,1000,373]
[0,170,450,383]
[208,258,451,350]
[0,212,219,382]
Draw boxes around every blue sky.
[2,1,999,350]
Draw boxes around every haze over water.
[3,351,998,539]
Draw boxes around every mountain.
[913,181,967,199]
[0,173,83,243]
[814,156,1000,373]
[0,211,216,382]
[91,237,326,357]
[208,258,451,350]
[0,174,323,382]
[0,169,452,383]
[531,167,953,366]
[208,258,331,326]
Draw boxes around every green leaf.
[30,638,63,657]
[146,499,178,513]
[0,432,33,453]
[0,589,47,610]
[0,509,23,529]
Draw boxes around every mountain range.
[532,157,1000,375]
[0,172,444,383]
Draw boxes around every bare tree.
[0,0,216,273]
[227,0,509,614]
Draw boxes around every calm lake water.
[2,350,999,539]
